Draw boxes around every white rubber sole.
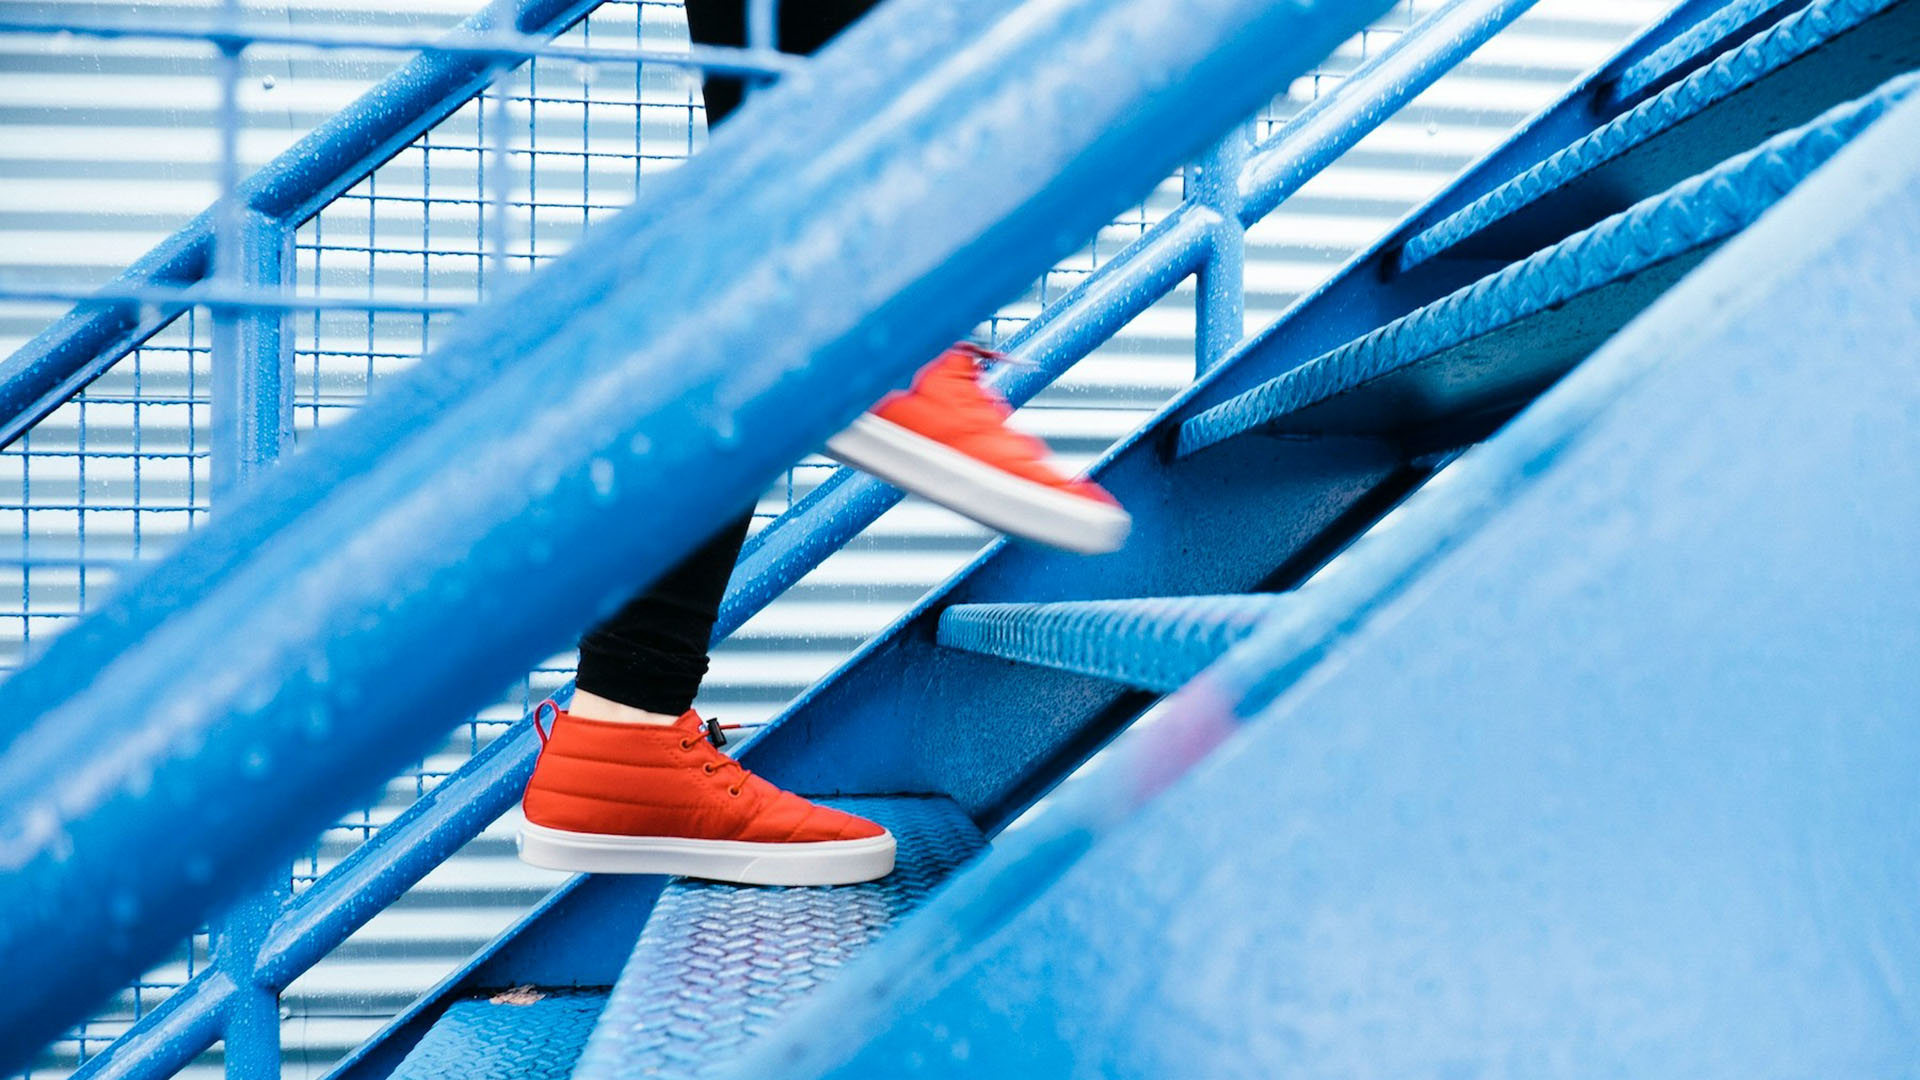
[826,413,1130,555]
[517,822,897,886]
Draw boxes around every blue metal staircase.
[3,0,1918,1076]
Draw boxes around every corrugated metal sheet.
[0,0,1671,1075]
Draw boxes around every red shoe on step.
[826,343,1131,554]
[517,702,895,886]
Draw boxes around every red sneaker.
[826,344,1131,554]
[517,702,895,886]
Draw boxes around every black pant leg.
[575,511,756,715]
[683,0,886,123]
[574,0,885,713]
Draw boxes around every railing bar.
[0,285,475,316]
[1238,0,1543,224]
[0,19,804,79]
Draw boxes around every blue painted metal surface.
[723,85,1920,1080]
[574,798,984,1080]
[14,0,1534,1068]
[209,211,293,500]
[0,0,1394,1065]
[1191,129,1249,374]
[1180,74,1915,456]
[247,6,1835,1068]
[5,0,1838,1075]
[1608,0,1809,104]
[937,595,1280,693]
[1400,0,1920,270]
[385,990,608,1080]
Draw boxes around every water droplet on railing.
[589,457,616,503]
[261,74,278,92]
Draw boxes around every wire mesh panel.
[0,314,210,676]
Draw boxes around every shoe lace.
[680,720,750,796]
[932,343,1038,436]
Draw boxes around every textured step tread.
[387,988,608,1080]
[1177,74,1913,456]
[1401,0,1920,269]
[1609,0,1806,104]
[571,796,985,1080]
[938,595,1281,692]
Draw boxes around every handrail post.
[210,211,294,498]
[215,872,290,1080]
[1191,123,1249,374]
[209,179,294,1077]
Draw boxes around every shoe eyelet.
[679,739,694,751]
[702,762,716,774]
[727,787,741,797]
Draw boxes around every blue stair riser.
[1178,72,1916,455]
[1402,0,1920,268]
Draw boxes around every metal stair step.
[1176,72,1913,457]
[1607,0,1808,105]
[570,795,985,1080]
[1399,0,1920,269]
[937,595,1283,692]
[386,988,609,1080]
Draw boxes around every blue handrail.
[0,0,1397,1064]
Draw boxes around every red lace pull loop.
[531,698,560,747]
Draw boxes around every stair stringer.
[728,85,1920,1080]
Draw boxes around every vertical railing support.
[215,871,291,1080]
[209,137,294,1076]
[209,211,294,498]
[1192,123,1249,373]
[208,206,294,1077]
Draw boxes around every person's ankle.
[567,688,681,725]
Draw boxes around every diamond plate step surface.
[386,988,608,1080]
[1401,0,1920,269]
[1178,73,1914,457]
[570,795,985,1080]
[938,594,1281,692]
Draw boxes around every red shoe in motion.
[827,344,1131,554]
[517,703,894,886]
